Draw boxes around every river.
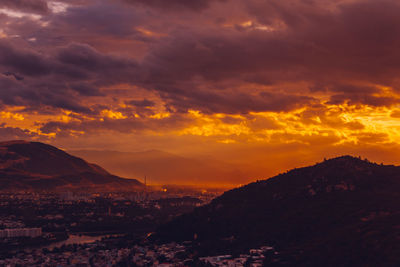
[41,234,106,250]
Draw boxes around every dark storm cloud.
[0,41,53,76]
[69,83,104,97]
[126,99,155,107]
[0,0,49,14]
[3,0,400,120]
[54,1,146,38]
[3,72,23,81]
[0,39,140,113]
[39,113,191,135]
[0,73,93,114]
[245,0,400,81]
[164,90,316,114]
[328,94,400,107]
[130,0,400,113]
[123,0,221,11]
[57,43,137,73]
[144,0,400,84]
[0,123,37,141]
[311,84,400,107]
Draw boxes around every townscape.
[0,190,280,266]
[0,190,223,266]
[1,237,277,266]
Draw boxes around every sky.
[1,0,400,186]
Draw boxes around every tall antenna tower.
[144,175,147,194]
[144,175,148,201]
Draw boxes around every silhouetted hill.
[70,149,246,185]
[155,156,400,266]
[0,140,143,191]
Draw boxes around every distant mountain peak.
[261,155,388,194]
[307,155,380,171]
[319,155,375,165]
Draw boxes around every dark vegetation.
[156,156,400,266]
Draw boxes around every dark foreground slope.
[155,156,400,266]
[0,140,142,191]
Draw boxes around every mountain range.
[0,140,142,191]
[155,156,400,266]
[2,141,399,265]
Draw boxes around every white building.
[0,228,42,238]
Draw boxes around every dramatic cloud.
[0,123,38,141]
[0,0,49,14]
[0,40,53,76]
[123,0,221,11]
[2,0,400,185]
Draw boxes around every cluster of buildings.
[129,242,192,266]
[58,190,218,204]
[0,216,25,229]
[0,246,131,266]
[199,246,275,267]
[0,228,42,238]
[0,240,191,266]
[1,235,277,267]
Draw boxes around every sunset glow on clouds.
[2,0,400,185]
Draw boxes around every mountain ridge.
[0,140,143,191]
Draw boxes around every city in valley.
[0,189,273,266]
